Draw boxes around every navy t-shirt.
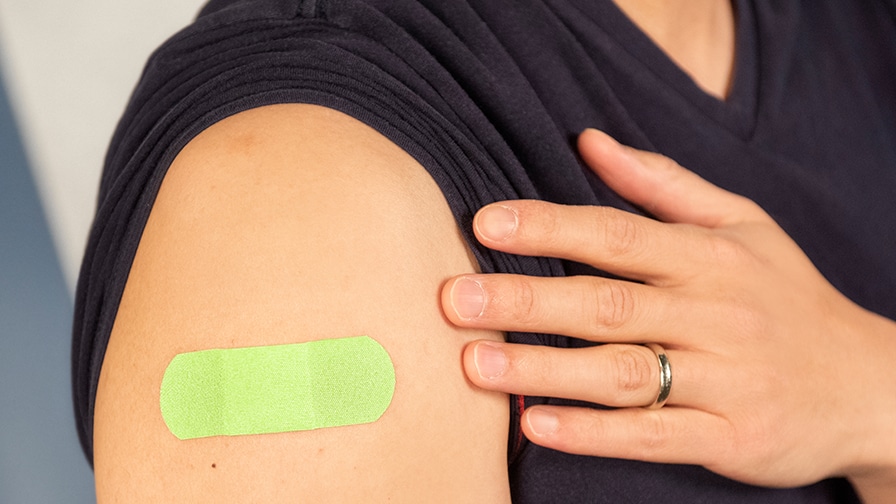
[74,0,896,501]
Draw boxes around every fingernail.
[476,205,518,241]
[473,342,506,380]
[526,409,559,437]
[450,278,485,320]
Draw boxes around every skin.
[613,0,736,99]
[94,104,510,502]
[441,129,896,502]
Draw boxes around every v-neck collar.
[565,0,759,139]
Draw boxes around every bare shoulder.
[94,104,510,502]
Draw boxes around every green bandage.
[160,336,395,440]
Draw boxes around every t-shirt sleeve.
[72,0,566,464]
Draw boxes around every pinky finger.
[521,405,729,468]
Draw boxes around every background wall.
[0,1,206,501]
[0,67,94,502]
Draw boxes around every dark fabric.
[73,0,895,501]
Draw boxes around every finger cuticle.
[476,205,518,241]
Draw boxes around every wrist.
[841,309,896,502]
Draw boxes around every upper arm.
[93,104,510,502]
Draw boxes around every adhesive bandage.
[160,336,395,439]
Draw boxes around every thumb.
[577,128,765,227]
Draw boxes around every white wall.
[0,0,208,291]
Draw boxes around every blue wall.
[0,65,96,501]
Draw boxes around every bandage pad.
[160,336,395,440]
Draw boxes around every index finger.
[578,129,769,228]
[474,200,712,284]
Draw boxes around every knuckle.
[656,154,683,174]
[734,196,770,223]
[499,276,542,326]
[611,346,654,395]
[705,234,753,267]
[589,281,636,333]
[599,211,643,257]
[638,414,670,452]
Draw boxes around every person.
[72,0,896,501]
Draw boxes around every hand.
[440,129,896,492]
